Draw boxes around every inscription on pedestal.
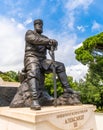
[48,107,96,130]
[56,109,87,129]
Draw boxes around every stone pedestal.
[0,105,97,130]
[0,86,17,106]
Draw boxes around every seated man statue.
[23,19,78,110]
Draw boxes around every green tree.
[6,71,19,82]
[75,32,103,109]
[45,73,63,97]
[0,71,19,82]
[44,74,78,97]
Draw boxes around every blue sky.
[0,0,103,81]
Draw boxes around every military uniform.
[23,19,75,110]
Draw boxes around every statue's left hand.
[49,39,58,48]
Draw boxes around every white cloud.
[77,25,85,32]
[62,0,94,31]
[0,17,26,72]
[65,0,94,11]
[92,21,101,31]
[17,23,25,30]
[66,63,88,81]
[67,12,75,30]
[55,35,78,66]
[24,18,33,26]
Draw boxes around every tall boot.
[28,78,41,110]
[57,71,75,94]
[38,73,54,102]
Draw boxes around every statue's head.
[34,19,43,34]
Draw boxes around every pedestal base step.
[0,105,97,130]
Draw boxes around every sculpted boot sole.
[31,105,41,110]
[30,100,41,110]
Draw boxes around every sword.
[49,45,57,107]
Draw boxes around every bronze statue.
[10,19,80,110]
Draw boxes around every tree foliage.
[75,32,103,65]
[0,71,19,82]
[75,32,103,110]
[45,73,78,97]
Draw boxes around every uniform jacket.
[25,30,50,59]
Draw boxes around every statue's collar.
[34,30,41,36]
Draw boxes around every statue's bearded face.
[34,22,43,34]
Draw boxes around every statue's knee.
[27,69,40,80]
[56,63,65,73]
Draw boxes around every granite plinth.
[0,86,17,106]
